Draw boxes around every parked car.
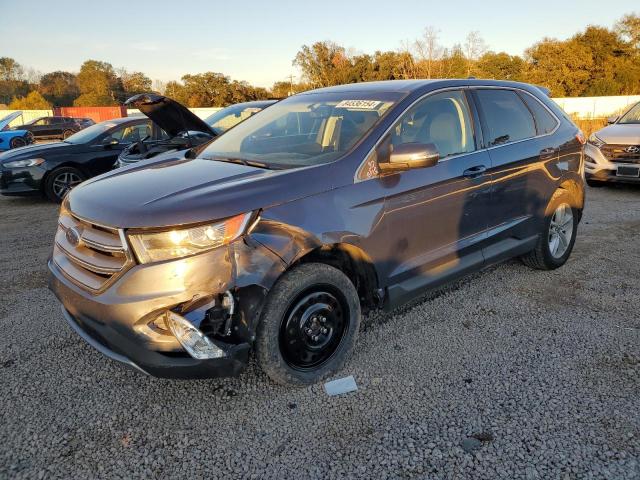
[49,79,585,385]
[585,101,640,186]
[19,116,94,141]
[0,111,34,151]
[0,117,152,202]
[116,96,275,167]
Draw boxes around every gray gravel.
[1,185,639,479]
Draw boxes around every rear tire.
[44,166,86,203]
[9,136,26,149]
[255,263,361,385]
[521,189,578,270]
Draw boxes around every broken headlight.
[128,212,253,263]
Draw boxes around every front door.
[370,90,492,307]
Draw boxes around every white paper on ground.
[324,375,358,396]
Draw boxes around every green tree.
[75,60,119,105]
[120,71,152,98]
[616,13,640,50]
[524,38,593,96]
[294,41,354,87]
[475,52,525,81]
[38,71,79,106]
[9,91,51,109]
[73,92,116,106]
[0,57,29,104]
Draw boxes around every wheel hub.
[548,203,574,259]
[279,288,348,371]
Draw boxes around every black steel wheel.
[256,263,361,385]
[279,286,349,371]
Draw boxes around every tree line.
[1,12,638,110]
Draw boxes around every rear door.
[471,88,561,261]
[369,89,492,306]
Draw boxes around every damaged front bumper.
[48,236,285,379]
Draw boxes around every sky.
[1,0,636,88]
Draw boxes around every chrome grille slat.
[601,144,640,164]
[54,211,133,293]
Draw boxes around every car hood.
[0,111,23,130]
[67,157,334,228]
[0,141,77,162]
[124,93,216,138]
[595,124,640,144]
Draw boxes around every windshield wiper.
[209,156,275,170]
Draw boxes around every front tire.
[9,136,26,149]
[256,263,361,385]
[521,189,578,270]
[44,166,86,203]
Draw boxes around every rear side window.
[475,89,536,146]
[519,93,558,135]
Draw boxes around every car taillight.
[575,131,586,145]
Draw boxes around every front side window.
[200,92,400,169]
[205,105,268,135]
[618,102,640,124]
[475,89,536,146]
[110,122,152,143]
[357,90,476,180]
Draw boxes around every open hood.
[0,111,23,130]
[124,94,216,138]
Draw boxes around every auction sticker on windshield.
[335,100,382,109]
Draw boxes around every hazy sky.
[2,0,636,87]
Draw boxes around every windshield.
[618,102,640,124]
[205,104,267,135]
[200,92,400,168]
[64,121,121,144]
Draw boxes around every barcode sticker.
[335,100,381,109]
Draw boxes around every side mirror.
[379,143,440,172]
[607,115,619,124]
[101,137,119,147]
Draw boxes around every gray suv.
[49,79,585,385]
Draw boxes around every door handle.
[463,165,487,178]
[539,147,557,160]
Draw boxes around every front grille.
[53,211,134,293]
[600,144,640,164]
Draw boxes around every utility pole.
[287,73,295,96]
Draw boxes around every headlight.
[3,158,45,168]
[128,212,253,263]
[588,134,605,148]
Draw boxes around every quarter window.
[519,93,558,135]
[475,89,536,146]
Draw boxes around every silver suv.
[585,101,640,186]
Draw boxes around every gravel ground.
[0,185,638,479]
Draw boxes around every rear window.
[475,89,536,146]
[519,93,558,135]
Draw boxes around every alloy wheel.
[52,172,83,200]
[548,203,574,259]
